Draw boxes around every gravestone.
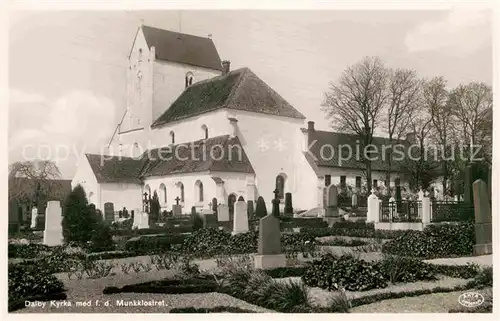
[203,213,218,228]
[351,193,358,209]
[284,192,293,215]
[172,197,182,216]
[232,200,248,234]
[104,202,115,223]
[247,200,254,219]
[217,204,230,222]
[272,189,280,217]
[30,207,38,229]
[133,211,150,229]
[389,196,396,219]
[254,214,286,269]
[366,189,380,223]
[212,198,218,215]
[325,184,338,217]
[472,179,492,255]
[43,201,63,246]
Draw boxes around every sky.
[8,9,493,179]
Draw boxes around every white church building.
[72,24,410,215]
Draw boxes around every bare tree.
[322,56,388,191]
[448,82,493,162]
[423,76,453,193]
[402,106,439,190]
[384,68,421,186]
[8,160,63,208]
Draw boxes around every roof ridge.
[223,68,250,108]
[142,25,214,42]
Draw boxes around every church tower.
[109,23,223,157]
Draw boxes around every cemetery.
[8,171,493,313]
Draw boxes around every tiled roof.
[306,130,409,172]
[139,135,255,177]
[85,154,145,184]
[141,25,222,71]
[85,135,254,183]
[151,67,306,127]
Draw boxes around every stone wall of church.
[150,109,231,147]
[71,155,100,207]
[227,109,318,212]
[100,182,143,213]
[152,60,221,122]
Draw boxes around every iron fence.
[380,200,421,223]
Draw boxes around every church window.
[159,183,167,204]
[201,124,208,139]
[170,131,175,144]
[325,175,331,186]
[177,182,185,202]
[275,174,286,200]
[185,72,194,88]
[144,184,151,198]
[356,176,362,188]
[340,176,346,188]
[195,180,204,202]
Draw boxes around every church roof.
[151,68,306,127]
[86,135,254,183]
[141,25,223,71]
[139,135,255,177]
[305,130,410,172]
[85,154,145,184]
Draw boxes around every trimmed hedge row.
[170,306,258,313]
[382,222,475,259]
[300,227,406,239]
[103,276,218,295]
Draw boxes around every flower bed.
[8,263,66,312]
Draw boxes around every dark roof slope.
[140,135,254,177]
[152,68,305,127]
[85,154,145,184]
[306,130,409,172]
[141,25,222,71]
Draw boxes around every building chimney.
[228,117,238,138]
[307,121,315,132]
[222,60,230,75]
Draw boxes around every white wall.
[71,156,100,207]
[152,60,221,121]
[100,183,143,213]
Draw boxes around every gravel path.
[424,255,492,267]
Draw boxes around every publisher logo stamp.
[458,292,485,308]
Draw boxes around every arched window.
[275,174,286,200]
[144,184,151,199]
[170,131,175,144]
[185,72,194,88]
[201,124,208,139]
[176,182,185,202]
[195,180,204,202]
[159,183,167,204]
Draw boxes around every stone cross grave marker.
[172,197,182,216]
[232,200,248,234]
[43,200,63,246]
[272,188,280,216]
[473,179,492,255]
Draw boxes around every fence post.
[422,196,431,224]
[367,189,380,223]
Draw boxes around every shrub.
[382,222,474,259]
[265,280,311,312]
[300,227,405,239]
[255,196,267,218]
[284,193,293,215]
[182,228,258,257]
[467,266,493,288]
[170,306,257,313]
[62,184,98,244]
[8,243,50,259]
[319,237,368,247]
[302,253,388,291]
[192,213,204,231]
[264,266,306,278]
[8,263,65,307]
[89,223,114,252]
[376,255,437,283]
[150,191,161,223]
[332,221,374,230]
[124,234,186,255]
